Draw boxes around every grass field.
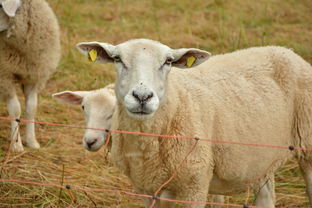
[1,0,312,207]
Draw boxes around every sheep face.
[53,90,116,152]
[0,0,20,31]
[77,39,210,121]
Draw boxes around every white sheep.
[0,0,60,152]
[52,84,116,151]
[76,39,312,207]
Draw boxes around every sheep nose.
[132,91,153,104]
[86,138,97,149]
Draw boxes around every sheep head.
[53,89,116,152]
[77,39,210,121]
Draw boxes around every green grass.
[1,0,312,207]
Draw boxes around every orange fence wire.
[1,116,310,151]
[0,178,267,208]
[0,116,307,208]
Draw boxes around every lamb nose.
[86,139,97,149]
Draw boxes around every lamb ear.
[2,0,21,17]
[76,41,115,64]
[171,48,211,68]
[52,91,90,105]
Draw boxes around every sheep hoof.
[27,141,40,149]
[11,143,24,152]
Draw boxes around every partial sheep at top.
[0,0,60,152]
[77,39,312,208]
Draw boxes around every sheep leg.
[254,177,275,208]
[7,95,24,152]
[159,190,176,208]
[178,183,210,208]
[299,161,312,205]
[23,84,40,149]
[210,195,224,208]
[183,191,209,208]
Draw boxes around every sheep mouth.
[130,111,151,115]
[126,108,155,120]
[125,104,157,120]
[127,106,154,115]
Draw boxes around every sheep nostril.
[142,92,153,102]
[132,91,140,101]
[86,139,97,149]
[147,92,153,100]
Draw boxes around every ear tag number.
[186,56,196,67]
[88,49,97,62]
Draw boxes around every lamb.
[76,39,312,207]
[52,84,116,151]
[0,0,60,152]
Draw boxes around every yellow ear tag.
[88,49,97,62]
[186,56,196,68]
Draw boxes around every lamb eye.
[165,57,173,65]
[113,56,121,62]
[81,105,85,110]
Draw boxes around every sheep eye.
[81,105,85,110]
[113,56,128,70]
[164,57,173,65]
[113,56,121,62]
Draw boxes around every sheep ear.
[76,42,115,64]
[171,48,211,68]
[2,0,21,17]
[52,91,89,105]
